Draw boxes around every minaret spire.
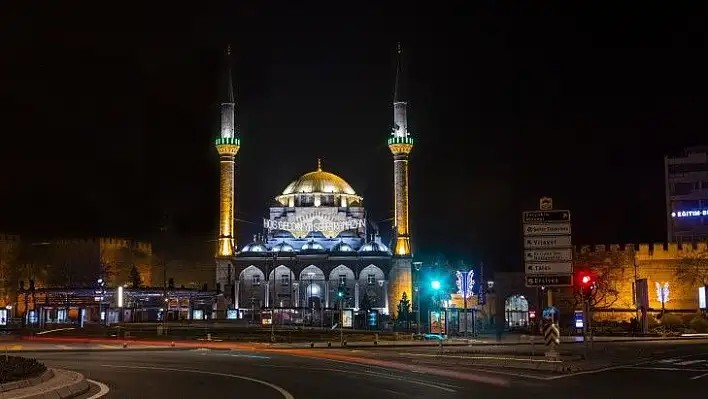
[394,42,402,103]
[392,42,408,139]
[220,44,236,138]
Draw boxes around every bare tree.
[675,249,708,288]
[570,250,630,310]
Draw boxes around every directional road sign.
[524,249,573,262]
[524,236,573,249]
[526,262,574,275]
[522,210,571,224]
[525,275,573,287]
[523,223,571,236]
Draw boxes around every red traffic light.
[581,275,592,285]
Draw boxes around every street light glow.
[431,280,441,290]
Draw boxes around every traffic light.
[336,287,344,298]
[576,270,597,298]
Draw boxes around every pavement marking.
[690,373,708,380]
[100,364,294,399]
[628,366,708,372]
[98,345,121,349]
[85,379,110,398]
[36,327,76,335]
[259,364,457,392]
[676,360,706,366]
[56,345,72,349]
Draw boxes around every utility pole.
[413,262,422,335]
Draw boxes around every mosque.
[214,45,414,321]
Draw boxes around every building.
[0,233,21,305]
[665,147,708,243]
[214,44,414,320]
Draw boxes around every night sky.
[0,5,705,272]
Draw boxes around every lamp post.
[413,262,422,335]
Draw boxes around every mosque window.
[367,274,376,285]
[252,275,261,286]
[338,275,347,286]
[281,274,290,286]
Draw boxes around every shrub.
[689,316,708,333]
[0,356,47,383]
[681,313,700,325]
[659,313,683,328]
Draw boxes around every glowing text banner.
[263,218,365,233]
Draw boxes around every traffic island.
[0,356,89,398]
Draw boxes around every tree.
[570,250,630,310]
[130,265,141,288]
[676,249,708,287]
[360,292,373,313]
[397,292,411,328]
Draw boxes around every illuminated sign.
[655,281,670,305]
[671,209,708,218]
[700,286,706,310]
[455,270,475,298]
[264,218,365,238]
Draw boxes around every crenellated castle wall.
[572,242,707,321]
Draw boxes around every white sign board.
[526,262,574,275]
[523,223,571,236]
[524,249,573,262]
[524,236,573,249]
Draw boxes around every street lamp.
[413,262,422,335]
[431,280,441,291]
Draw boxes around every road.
[16,340,708,398]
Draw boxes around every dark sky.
[0,4,705,272]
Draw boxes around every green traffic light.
[337,291,343,297]
[431,280,441,290]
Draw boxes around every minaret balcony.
[215,137,241,156]
[388,136,414,146]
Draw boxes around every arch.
[328,264,355,282]
[239,265,265,283]
[504,294,529,328]
[300,265,325,309]
[358,264,385,282]
[268,265,295,282]
[299,265,325,281]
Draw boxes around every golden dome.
[281,159,357,196]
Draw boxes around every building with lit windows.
[665,146,708,243]
[214,45,414,321]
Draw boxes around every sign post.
[523,197,572,360]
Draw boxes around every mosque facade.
[214,45,414,320]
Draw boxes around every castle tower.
[388,43,414,316]
[215,45,240,257]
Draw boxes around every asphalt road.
[23,343,708,398]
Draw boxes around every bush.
[681,313,700,325]
[689,316,708,333]
[0,356,47,383]
[659,313,683,328]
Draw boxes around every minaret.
[388,42,413,317]
[215,45,240,257]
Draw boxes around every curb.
[14,347,195,354]
[410,357,581,373]
[0,370,54,393]
[0,369,89,399]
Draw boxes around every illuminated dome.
[331,242,354,252]
[275,160,363,207]
[301,241,325,251]
[359,242,390,254]
[272,243,294,252]
[241,243,269,253]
